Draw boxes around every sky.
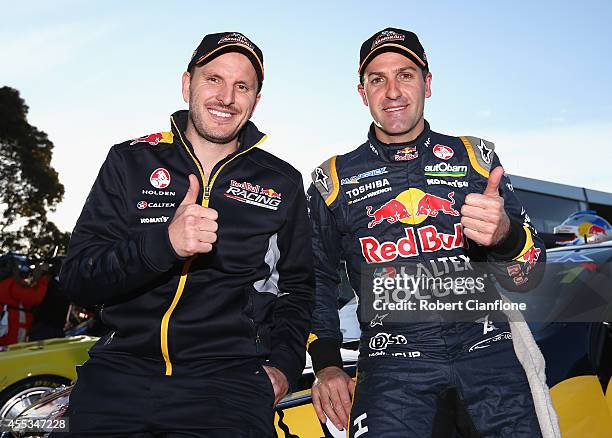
[1,0,611,232]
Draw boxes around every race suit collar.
[367,120,431,163]
[170,110,266,156]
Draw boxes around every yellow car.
[0,336,97,421]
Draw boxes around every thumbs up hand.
[168,174,218,257]
[460,166,510,247]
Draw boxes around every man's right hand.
[168,174,218,257]
[311,366,355,431]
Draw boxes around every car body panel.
[0,336,97,392]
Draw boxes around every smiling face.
[182,52,260,146]
[358,52,432,143]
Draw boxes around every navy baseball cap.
[359,28,428,80]
[188,32,264,85]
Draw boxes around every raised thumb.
[483,166,504,197]
[180,174,200,206]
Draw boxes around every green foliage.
[0,86,69,257]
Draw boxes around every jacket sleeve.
[60,146,182,306]
[484,152,546,292]
[266,178,315,391]
[306,181,344,374]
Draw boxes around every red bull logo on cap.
[150,168,171,189]
[366,189,459,228]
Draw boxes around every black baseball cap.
[187,32,264,85]
[359,28,428,80]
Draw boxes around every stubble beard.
[189,101,254,145]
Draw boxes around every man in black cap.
[307,28,559,437]
[58,31,313,437]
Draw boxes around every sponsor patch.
[424,163,468,177]
[369,332,407,350]
[346,178,391,205]
[371,30,405,50]
[468,331,512,352]
[365,189,459,228]
[140,216,169,224]
[137,201,176,209]
[476,314,497,335]
[224,180,282,210]
[218,32,255,50]
[341,167,388,185]
[142,189,176,197]
[369,313,388,328]
[426,178,468,188]
[478,139,493,165]
[433,144,454,160]
[314,167,329,191]
[359,223,464,263]
[130,132,173,146]
[150,168,171,189]
[393,146,418,161]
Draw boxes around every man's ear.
[182,71,191,103]
[358,83,369,107]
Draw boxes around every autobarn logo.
[393,146,418,161]
[371,30,405,50]
[365,188,459,228]
[137,201,176,210]
[150,168,171,189]
[433,144,454,160]
[359,223,464,263]
[224,180,282,210]
[424,163,467,177]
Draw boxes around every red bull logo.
[393,146,418,161]
[415,192,459,217]
[130,132,174,146]
[366,189,459,228]
[360,223,464,263]
[150,168,171,189]
[261,188,282,199]
[366,200,410,228]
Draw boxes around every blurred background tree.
[0,86,69,257]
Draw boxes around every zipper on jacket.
[160,117,267,376]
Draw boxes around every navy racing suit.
[307,121,550,437]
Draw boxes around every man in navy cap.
[307,28,559,437]
[58,31,313,437]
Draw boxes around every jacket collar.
[169,110,266,156]
[367,120,431,163]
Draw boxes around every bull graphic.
[415,192,459,217]
[366,200,411,228]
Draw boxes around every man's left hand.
[460,166,510,247]
[262,365,289,406]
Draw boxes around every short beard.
[188,102,253,145]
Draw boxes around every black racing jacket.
[307,121,546,372]
[61,110,314,389]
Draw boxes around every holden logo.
[433,144,454,160]
[150,168,171,189]
[137,201,148,210]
